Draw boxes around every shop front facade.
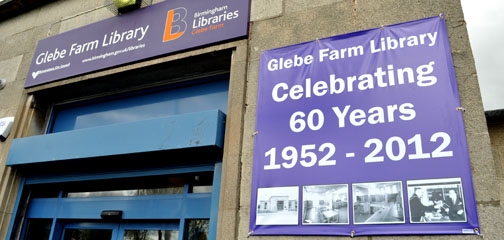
[0,0,502,239]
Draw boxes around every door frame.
[9,163,221,240]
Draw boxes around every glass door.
[119,223,179,240]
[61,222,178,240]
[62,223,119,240]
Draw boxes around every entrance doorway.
[16,170,216,240]
[61,222,178,240]
[277,201,284,211]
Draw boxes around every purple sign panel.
[25,0,250,88]
[250,16,480,236]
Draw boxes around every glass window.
[191,186,212,194]
[184,220,209,240]
[189,174,213,194]
[24,219,52,240]
[123,230,178,240]
[63,228,113,240]
[63,172,213,198]
[50,78,229,133]
[30,187,60,198]
[66,187,184,198]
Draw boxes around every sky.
[461,0,504,111]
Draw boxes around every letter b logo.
[163,7,187,42]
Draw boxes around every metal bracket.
[456,107,466,112]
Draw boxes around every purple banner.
[250,16,480,236]
[25,0,250,88]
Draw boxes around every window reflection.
[63,229,112,240]
[123,230,178,240]
[191,186,212,193]
[184,220,209,240]
[24,219,52,240]
[67,187,184,198]
[63,172,213,198]
[189,174,213,193]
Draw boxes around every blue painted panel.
[6,178,26,240]
[26,165,214,185]
[27,194,211,220]
[26,198,58,218]
[51,79,229,133]
[7,110,225,166]
[208,162,222,240]
[49,219,63,240]
[64,222,118,229]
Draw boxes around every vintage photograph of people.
[407,178,467,223]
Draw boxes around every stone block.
[238,140,254,205]
[474,204,504,239]
[14,53,35,84]
[0,55,23,83]
[245,60,259,107]
[0,107,17,121]
[466,133,500,201]
[217,209,238,239]
[59,6,115,34]
[34,0,107,28]
[371,235,480,240]
[250,0,284,22]
[231,42,249,67]
[0,56,25,125]
[228,48,248,112]
[487,123,504,203]
[0,25,53,61]
[249,0,354,61]
[236,204,251,239]
[285,0,344,13]
[0,77,25,113]
[457,75,489,134]
[0,213,12,240]
[0,8,39,41]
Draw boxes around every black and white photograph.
[302,184,349,225]
[407,178,467,223]
[352,181,405,224]
[256,186,299,225]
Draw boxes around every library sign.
[250,16,480,236]
[25,0,249,88]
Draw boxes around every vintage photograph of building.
[256,186,299,225]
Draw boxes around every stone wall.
[239,0,503,239]
[0,0,501,239]
[487,112,504,205]
[0,0,124,237]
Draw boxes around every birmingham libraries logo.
[163,7,187,42]
[163,5,241,42]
